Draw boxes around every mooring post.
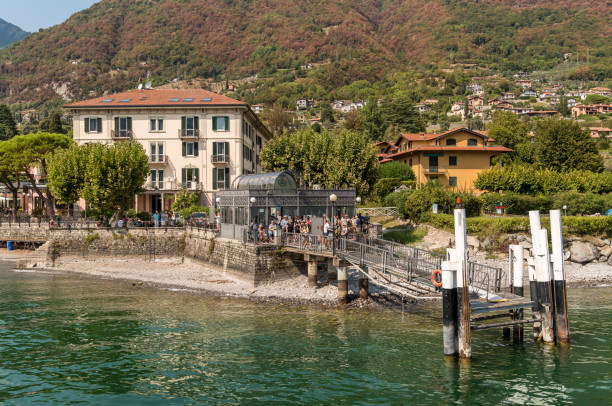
[454,209,471,359]
[527,257,540,340]
[442,250,458,359]
[510,244,525,341]
[337,266,348,304]
[550,209,570,344]
[359,266,369,300]
[529,210,555,343]
[308,260,318,287]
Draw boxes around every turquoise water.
[0,262,610,405]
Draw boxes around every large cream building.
[65,89,272,212]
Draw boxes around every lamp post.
[562,205,567,217]
[330,193,337,256]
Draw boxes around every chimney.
[420,132,425,140]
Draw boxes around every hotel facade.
[65,89,272,213]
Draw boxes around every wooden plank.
[471,318,538,331]
[471,301,534,314]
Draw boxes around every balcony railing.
[211,154,230,164]
[178,129,200,138]
[111,130,133,139]
[182,181,203,191]
[425,166,447,174]
[148,155,168,165]
[144,180,182,191]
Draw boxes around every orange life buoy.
[431,269,442,287]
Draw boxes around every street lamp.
[330,194,337,255]
[563,205,567,216]
[356,196,362,204]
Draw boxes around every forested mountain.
[0,18,28,49]
[0,0,609,106]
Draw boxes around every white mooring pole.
[454,209,471,359]
[550,209,570,344]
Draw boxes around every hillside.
[0,0,610,106]
[0,18,28,49]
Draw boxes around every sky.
[1,0,100,32]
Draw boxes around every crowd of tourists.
[248,213,370,243]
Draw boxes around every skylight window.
[140,97,147,101]
[201,97,212,102]
[102,99,113,103]
[169,98,180,102]
[120,98,131,102]
[183,98,193,102]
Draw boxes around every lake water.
[0,261,610,405]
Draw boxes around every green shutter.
[181,116,186,130]
[127,117,132,131]
[194,142,199,157]
[224,142,229,157]
[224,117,229,131]
[195,168,200,183]
[182,142,186,157]
[97,118,102,132]
[114,117,119,132]
[84,118,89,133]
[224,168,230,188]
[213,168,218,189]
[212,117,217,131]
[181,168,186,186]
[194,116,199,130]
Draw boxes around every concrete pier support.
[337,267,348,304]
[442,255,458,359]
[550,210,570,344]
[359,276,369,300]
[327,260,337,282]
[308,261,317,287]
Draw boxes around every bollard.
[550,210,570,344]
[442,258,458,359]
[510,245,524,341]
[454,209,471,359]
[337,267,348,304]
[529,210,555,344]
[308,261,317,287]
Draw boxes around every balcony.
[424,166,447,175]
[178,129,200,139]
[211,154,230,165]
[144,180,181,191]
[111,130,133,139]
[148,155,168,165]
[182,181,203,191]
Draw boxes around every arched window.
[446,138,456,146]
[468,138,478,146]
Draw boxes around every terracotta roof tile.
[65,89,246,108]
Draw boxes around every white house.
[65,89,272,213]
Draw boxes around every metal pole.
[442,250,458,359]
[454,209,471,359]
[550,209,570,344]
[332,202,336,257]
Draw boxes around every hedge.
[425,213,612,236]
[373,178,402,202]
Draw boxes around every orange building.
[379,128,512,190]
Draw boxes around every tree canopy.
[378,161,415,181]
[0,105,17,141]
[260,127,378,196]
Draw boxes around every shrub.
[127,209,137,218]
[374,177,402,202]
[384,189,413,209]
[425,214,612,237]
[401,184,454,222]
[401,180,416,189]
[378,161,416,181]
[551,191,611,215]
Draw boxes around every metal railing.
[111,130,133,139]
[148,155,167,164]
[178,129,200,138]
[467,261,505,299]
[211,154,230,164]
[356,207,399,217]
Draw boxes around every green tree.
[533,119,603,172]
[467,116,484,130]
[378,161,415,181]
[380,95,426,133]
[0,142,23,220]
[47,145,89,207]
[556,95,569,116]
[38,112,65,134]
[2,132,73,216]
[0,105,17,140]
[487,111,529,151]
[171,189,198,212]
[260,104,295,135]
[584,94,611,105]
[359,97,386,141]
[320,103,335,123]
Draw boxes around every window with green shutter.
[213,116,229,131]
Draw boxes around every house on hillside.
[296,98,314,110]
[467,83,484,96]
[515,80,533,89]
[64,89,272,213]
[503,92,516,101]
[572,104,612,118]
[589,87,612,97]
[448,102,466,119]
[589,127,612,138]
[416,104,431,113]
[251,104,265,114]
[520,89,537,98]
[468,95,484,107]
[377,128,511,190]
[423,99,439,105]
